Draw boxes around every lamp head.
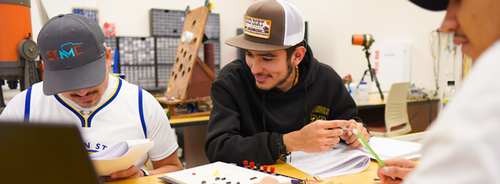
[352,34,375,47]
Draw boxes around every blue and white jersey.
[0,74,178,169]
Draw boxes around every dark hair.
[285,40,306,61]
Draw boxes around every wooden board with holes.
[166,5,210,99]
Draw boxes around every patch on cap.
[245,16,272,39]
[224,0,305,51]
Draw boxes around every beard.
[274,59,294,88]
[70,90,101,108]
[256,59,294,91]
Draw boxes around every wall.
[287,0,462,99]
[30,0,97,41]
[29,0,463,103]
[30,0,252,77]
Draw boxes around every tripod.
[359,45,384,101]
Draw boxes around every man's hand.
[253,176,290,184]
[283,120,348,153]
[100,152,183,182]
[99,165,143,182]
[376,158,417,184]
[339,119,370,149]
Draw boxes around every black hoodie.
[205,44,363,165]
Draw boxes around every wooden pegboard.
[166,5,213,100]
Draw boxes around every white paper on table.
[362,137,422,160]
[286,137,422,178]
[89,139,154,175]
[286,144,370,178]
[162,162,292,184]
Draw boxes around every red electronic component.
[263,165,268,172]
[243,160,248,167]
[270,167,275,174]
[249,162,254,169]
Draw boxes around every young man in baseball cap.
[205,0,369,165]
[377,0,500,183]
[0,13,182,181]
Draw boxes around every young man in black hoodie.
[205,0,370,165]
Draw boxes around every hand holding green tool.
[340,126,396,180]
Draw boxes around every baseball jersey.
[0,74,178,170]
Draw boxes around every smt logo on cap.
[46,42,84,61]
[245,16,272,39]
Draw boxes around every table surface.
[169,116,210,128]
[106,132,425,184]
[105,160,384,184]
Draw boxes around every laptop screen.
[0,122,101,184]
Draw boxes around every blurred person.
[377,0,500,183]
[0,13,183,181]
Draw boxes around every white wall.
[287,0,461,98]
[30,0,252,71]
[30,0,97,41]
[29,0,463,100]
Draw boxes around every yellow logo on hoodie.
[310,106,329,122]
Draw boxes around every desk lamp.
[352,34,384,101]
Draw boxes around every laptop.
[0,122,101,184]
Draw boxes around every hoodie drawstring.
[262,95,267,132]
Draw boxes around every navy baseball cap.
[410,0,449,11]
[37,13,107,95]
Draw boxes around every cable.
[408,99,422,123]
[446,33,457,80]
[429,29,441,98]
[453,42,457,80]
